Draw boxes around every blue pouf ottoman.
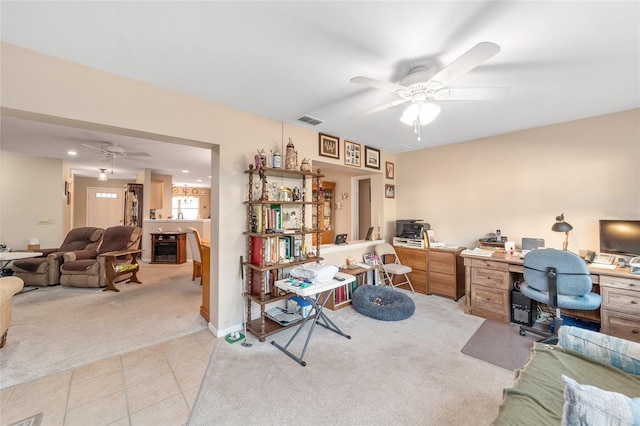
[352,285,415,321]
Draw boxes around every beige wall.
[397,109,640,254]
[2,42,637,336]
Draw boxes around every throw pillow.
[559,326,640,375]
[561,375,640,426]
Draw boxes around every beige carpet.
[188,292,515,425]
[461,320,537,371]
[1,262,207,389]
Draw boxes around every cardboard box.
[287,296,313,318]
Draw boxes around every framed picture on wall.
[344,140,361,167]
[319,133,340,159]
[364,146,380,169]
[385,162,394,179]
[385,184,395,198]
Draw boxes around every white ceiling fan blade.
[123,152,151,157]
[350,76,407,94]
[433,87,510,100]
[82,143,104,151]
[429,42,501,89]
[351,99,408,118]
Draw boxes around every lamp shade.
[551,213,573,232]
[98,169,108,181]
[400,101,441,126]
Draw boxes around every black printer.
[396,220,430,239]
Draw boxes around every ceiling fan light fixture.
[98,168,108,181]
[400,102,440,126]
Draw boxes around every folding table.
[271,272,354,366]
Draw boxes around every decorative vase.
[300,158,311,172]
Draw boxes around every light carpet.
[188,292,515,426]
[1,262,207,389]
[461,319,537,371]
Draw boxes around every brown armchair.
[12,227,104,286]
[60,226,143,292]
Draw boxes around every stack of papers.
[461,247,494,257]
[265,307,303,326]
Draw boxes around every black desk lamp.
[552,213,573,251]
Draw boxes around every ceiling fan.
[350,42,509,140]
[82,142,151,160]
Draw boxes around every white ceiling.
[1,1,639,181]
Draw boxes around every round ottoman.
[351,285,415,321]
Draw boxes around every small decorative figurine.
[271,149,281,169]
[258,149,267,167]
[285,138,298,170]
[300,158,311,172]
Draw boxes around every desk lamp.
[552,213,573,251]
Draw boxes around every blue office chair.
[519,248,601,344]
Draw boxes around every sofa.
[492,326,640,425]
[0,276,24,348]
[12,227,104,286]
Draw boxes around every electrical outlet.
[37,217,55,225]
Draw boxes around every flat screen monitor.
[599,220,640,257]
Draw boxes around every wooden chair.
[186,227,203,284]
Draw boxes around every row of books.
[251,236,303,266]
[333,273,364,305]
[251,204,285,233]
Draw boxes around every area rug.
[1,262,207,389]
[461,319,537,370]
[188,293,515,425]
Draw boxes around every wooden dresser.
[600,274,640,343]
[428,247,466,300]
[392,246,428,294]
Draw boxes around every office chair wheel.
[520,329,527,336]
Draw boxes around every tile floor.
[0,329,216,426]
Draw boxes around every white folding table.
[271,272,355,366]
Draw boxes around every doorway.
[355,178,372,240]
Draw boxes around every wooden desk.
[462,252,640,342]
[200,239,210,322]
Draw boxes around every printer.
[393,220,431,248]
[396,220,430,239]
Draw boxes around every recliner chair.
[519,248,601,344]
[59,226,142,291]
[12,227,104,286]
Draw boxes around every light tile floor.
[0,329,216,426]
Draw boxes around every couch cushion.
[492,343,640,425]
[60,259,99,274]
[12,257,48,273]
[561,375,640,426]
[60,227,104,251]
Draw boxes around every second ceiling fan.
[350,42,509,140]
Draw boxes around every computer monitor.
[599,220,640,257]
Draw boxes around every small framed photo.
[385,184,395,198]
[344,140,361,167]
[385,162,394,179]
[364,146,380,169]
[426,230,436,247]
[319,133,340,159]
[363,252,381,265]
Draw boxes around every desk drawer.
[394,247,427,272]
[470,258,508,271]
[429,251,455,274]
[601,310,640,343]
[471,267,509,290]
[600,275,640,291]
[471,285,509,323]
[601,287,640,315]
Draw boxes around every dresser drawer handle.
[633,330,639,334]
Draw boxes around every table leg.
[271,288,350,366]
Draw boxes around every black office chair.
[519,248,601,344]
